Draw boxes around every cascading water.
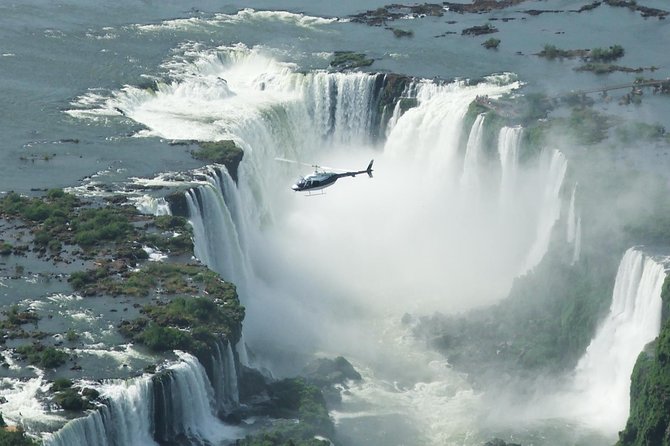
[205,338,240,411]
[497,125,522,208]
[185,167,252,293]
[569,248,666,433]
[566,183,581,264]
[520,149,568,273]
[153,352,239,443]
[44,352,240,446]
[71,45,580,445]
[45,377,156,446]
[460,114,486,197]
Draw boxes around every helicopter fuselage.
[291,159,374,193]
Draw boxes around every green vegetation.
[72,207,133,248]
[15,344,68,369]
[1,306,39,329]
[118,268,244,354]
[0,190,144,256]
[616,122,667,144]
[65,328,79,342]
[575,63,642,74]
[237,378,333,446]
[0,424,38,446]
[538,44,588,60]
[52,384,99,411]
[589,44,624,62]
[329,51,374,70]
[421,250,616,380]
[482,38,501,49]
[566,107,611,145]
[50,378,73,392]
[70,262,209,297]
[191,141,244,181]
[0,243,11,256]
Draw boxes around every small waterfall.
[521,149,568,273]
[566,183,581,264]
[236,333,251,368]
[46,353,240,446]
[572,215,582,265]
[44,378,156,446]
[205,338,240,411]
[460,114,486,196]
[153,352,240,443]
[571,248,666,432]
[566,184,578,244]
[498,126,522,207]
[225,342,240,406]
[133,195,171,216]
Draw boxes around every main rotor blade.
[274,157,314,168]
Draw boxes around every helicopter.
[275,158,374,194]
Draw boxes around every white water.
[71,45,579,445]
[566,183,581,264]
[460,114,485,197]
[498,125,522,208]
[44,352,240,446]
[45,377,156,446]
[569,248,666,433]
[520,149,568,274]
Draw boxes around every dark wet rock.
[444,0,528,14]
[604,0,669,19]
[483,439,522,446]
[165,191,189,217]
[523,9,564,16]
[330,51,374,70]
[238,365,269,403]
[391,27,414,38]
[303,356,362,387]
[350,3,445,26]
[462,24,498,36]
[578,1,602,13]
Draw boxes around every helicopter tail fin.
[366,159,374,178]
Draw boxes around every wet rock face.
[302,356,362,387]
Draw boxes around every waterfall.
[297,71,378,145]
[572,215,582,264]
[566,183,581,264]
[571,248,666,432]
[498,125,522,208]
[386,81,494,179]
[44,378,156,446]
[45,353,240,446]
[205,338,240,411]
[566,184,578,243]
[460,114,486,197]
[521,149,568,273]
[185,168,252,293]
[236,333,251,368]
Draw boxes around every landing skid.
[304,190,326,197]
